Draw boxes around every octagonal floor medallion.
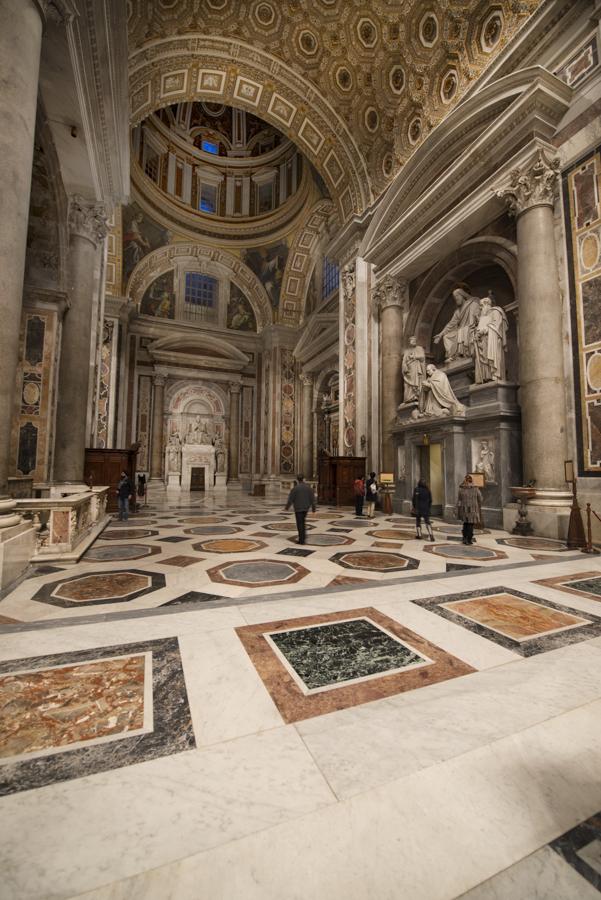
[32,570,166,608]
[330,550,419,573]
[207,559,309,587]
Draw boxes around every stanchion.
[582,503,601,554]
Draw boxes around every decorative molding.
[373,276,408,313]
[279,198,334,326]
[341,263,356,302]
[152,373,167,388]
[495,148,561,217]
[68,195,108,245]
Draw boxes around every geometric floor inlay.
[423,543,507,561]
[550,810,601,892]
[534,570,601,602]
[207,558,309,587]
[330,550,419,572]
[83,544,162,562]
[236,607,474,722]
[99,528,159,541]
[32,570,166,608]
[183,525,242,536]
[0,637,195,796]
[366,529,415,541]
[288,533,353,547]
[191,538,267,554]
[496,536,569,551]
[412,586,601,655]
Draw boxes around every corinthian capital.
[496,149,561,217]
[373,276,408,313]
[34,0,76,24]
[341,263,356,301]
[68,195,109,246]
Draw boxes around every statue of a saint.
[433,288,481,361]
[415,364,465,418]
[167,432,181,473]
[402,336,426,402]
[474,294,508,383]
[474,439,495,483]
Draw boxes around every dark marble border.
[411,586,601,656]
[32,570,166,609]
[549,810,601,891]
[236,607,474,723]
[534,570,601,603]
[0,637,195,796]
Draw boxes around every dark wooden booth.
[84,447,139,512]
[317,452,366,505]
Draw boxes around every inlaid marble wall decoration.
[10,309,58,481]
[136,373,152,471]
[262,351,271,474]
[95,318,118,449]
[240,385,253,474]
[341,263,357,455]
[280,348,295,474]
[557,34,599,89]
[565,147,601,474]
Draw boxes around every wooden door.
[190,466,205,491]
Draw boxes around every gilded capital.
[496,150,561,217]
[68,195,109,246]
[373,276,408,313]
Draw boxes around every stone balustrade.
[16,487,110,561]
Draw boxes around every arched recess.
[406,236,518,351]
[126,242,273,329]
[279,199,334,326]
[128,35,372,222]
[166,380,227,417]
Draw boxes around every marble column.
[0,0,45,491]
[497,150,568,491]
[301,373,314,478]
[228,382,241,483]
[375,277,407,473]
[149,374,166,483]
[54,197,108,483]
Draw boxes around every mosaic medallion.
[179,516,227,525]
[366,529,414,541]
[191,538,267,554]
[236,608,474,722]
[496,537,569,551]
[99,528,158,541]
[534,570,601,602]
[330,550,419,572]
[288,533,353,547]
[0,637,194,796]
[207,558,309,587]
[32,570,166,608]
[412,586,601,655]
[183,525,242,536]
[423,543,507,561]
[83,544,162,562]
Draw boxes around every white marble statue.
[474,439,496,483]
[167,432,182,473]
[474,294,508,383]
[433,288,481,361]
[414,364,465,418]
[402,336,426,402]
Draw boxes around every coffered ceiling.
[127,0,542,215]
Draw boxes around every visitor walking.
[354,476,366,516]
[116,471,133,521]
[365,472,378,518]
[285,474,316,545]
[412,478,434,540]
[456,474,482,544]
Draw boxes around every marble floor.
[1,490,600,898]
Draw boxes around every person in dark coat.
[412,478,434,540]
[116,471,133,521]
[365,472,378,519]
[285,474,316,545]
[354,476,366,516]
[456,475,482,544]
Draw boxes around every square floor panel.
[535,570,601,603]
[412,586,601,656]
[0,637,195,796]
[236,607,474,722]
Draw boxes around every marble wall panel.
[136,374,152,471]
[280,349,295,474]
[240,385,253,474]
[566,147,601,473]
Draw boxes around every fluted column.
[54,196,108,482]
[301,373,314,477]
[0,0,45,491]
[375,277,407,472]
[228,382,241,483]
[149,373,166,483]
[497,149,568,490]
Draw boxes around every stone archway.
[279,199,334,326]
[128,35,372,222]
[126,242,273,330]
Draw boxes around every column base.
[503,494,571,540]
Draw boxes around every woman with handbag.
[412,479,434,540]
